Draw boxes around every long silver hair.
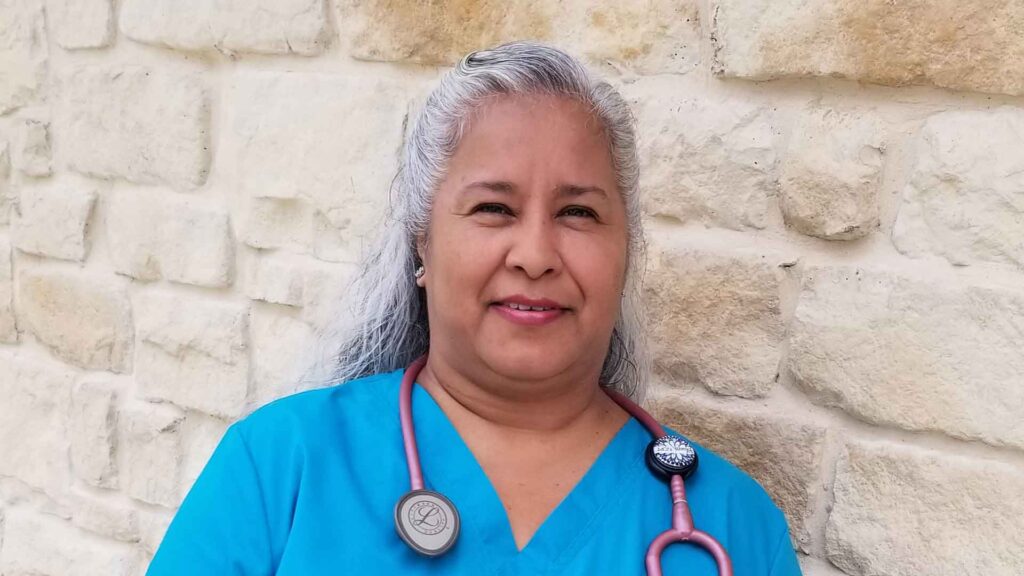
[304,41,650,401]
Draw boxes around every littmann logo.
[408,500,447,535]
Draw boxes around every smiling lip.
[490,295,568,327]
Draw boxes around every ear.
[415,234,427,287]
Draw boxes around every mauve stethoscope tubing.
[398,353,734,575]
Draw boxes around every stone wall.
[1,1,1022,574]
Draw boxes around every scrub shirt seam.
[766,526,792,576]
[546,434,649,573]
[232,426,277,573]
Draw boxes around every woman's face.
[417,94,628,385]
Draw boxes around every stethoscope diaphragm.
[394,489,460,556]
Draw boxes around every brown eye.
[562,206,597,219]
[474,203,512,216]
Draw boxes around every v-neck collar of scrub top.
[409,379,652,575]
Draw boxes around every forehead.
[442,94,618,187]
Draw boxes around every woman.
[147,42,801,575]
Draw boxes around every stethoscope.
[393,354,734,575]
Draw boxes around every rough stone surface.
[0,141,11,225]
[827,440,1024,576]
[106,188,233,287]
[57,66,210,190]
[799,556,848,576]
[13,178,97,261]
[121,0,328,55]
[713,0,1024,97]
[232,72,406,262]
[0,234,15,342]
[893,107,1024,270]
[780,108,884,240]
[0,508,140,575]
[788,266,1024,449]
[18,270,133,373]
[14,119,51,177]
[67,488,139,543]
[629,86,779,229]
[121,402,185,508]
[644,245,793,397]
[135,292,250,418]
[70,381,118,489]
[300,262,358,326]
[650,388,828,549]
[0,351,74,498]
[179,413,229,496]
[46,0,114,49]
[244,253,305,307]
[337,0,700,74]
[249,304,312,411]
[136,508,173,555]
[0,0,47,114]
[242,197,314,252]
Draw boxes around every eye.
[561,206,598,219]
[473,203,512,216]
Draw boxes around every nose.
[505,211,563,279]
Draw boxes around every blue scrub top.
[147,368,802,575]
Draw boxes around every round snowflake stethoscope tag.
[394,489,460,556]
[646,435,699,480]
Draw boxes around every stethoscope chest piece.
[394,489,460,556]
[646,435,699,480]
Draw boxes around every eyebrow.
[461,181,608,199]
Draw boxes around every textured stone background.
[1,1,1022,574]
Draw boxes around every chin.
[483,347,576,381]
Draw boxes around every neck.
[415,350,624,435]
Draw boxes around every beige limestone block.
[67,487,139,543]
[0,508,140,575]
[106,188,233,288]
[136,508,173,554]
[300,261,358,326]
[46,0,114,49]
[14,119,51,177]
[0,234,15,342]
[18,269,133,373]
[70,381,118,488]
[0,0,47,114]
[788,266,1024,449]
[713,0,1024,96]
[120,402,185,508]
[650,389,828,549]
[241,197,315,253]
[0,351,74,498]
[0,141,11,225]
[336,0,700,75]
[179,412,229,497]
[827,440,1024,576]
[121,0,327,55]
[232,72,407,263]
[780,108,884,240]
[893,107,1024,270]
[57,66,210,190]
[244,253,306,307]
[13,177,97,261]
[135,292,249,418]
[799,556,847,576]
[630,86,779,229]
[644,246,792,398]
[249,304,312,411]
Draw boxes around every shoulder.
[231,368,404,449]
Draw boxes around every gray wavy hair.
[304,41,650,401]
